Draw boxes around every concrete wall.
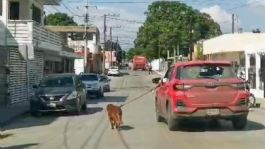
[207,52,244,65]
[68,33,99,54]
[0,20,4,45]
[0,0,2,16]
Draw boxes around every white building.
[203,33,265,98]
[0,0,79,106]
[45,26,102,74]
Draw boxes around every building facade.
[46,26,102,74]
[0,0,78,106]
[203,33,265,98]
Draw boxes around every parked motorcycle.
[239,71,256,108]
[245,80,256,108]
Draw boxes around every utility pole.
[232,13,235,34]
[102,14,120,73]
[110,27,112,67]
[84,0,89,73]
[103,14,107,74]
[116,36,119,65]
[189,26,193,61]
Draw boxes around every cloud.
[248,0,265,7]
[86,6,144,49]
[200,5,235,33]
[45,5,144,50]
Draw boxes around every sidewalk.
[255,98,265,109]
[0,101,29,125]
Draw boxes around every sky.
[45,0,265,50]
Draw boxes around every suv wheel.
[167,103,178,131]
[82,100,87,111]
[232,116,247,130]
[100,88,104,97]
[97,88,104,98]
[155,100,163,122]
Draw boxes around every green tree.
[45,13,77,26]
[134,1,221,59]
[196,43,204,60]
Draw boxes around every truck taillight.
[174,84,192,90]
[231,83,245,90]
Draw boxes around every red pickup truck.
[153,61,249,131]
[132,56,147,71]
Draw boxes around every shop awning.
[60,51,83,59]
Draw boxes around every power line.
[65,0,147,4]
[107,17,144,24]
[90,1,149,4]
[61,2,82,17]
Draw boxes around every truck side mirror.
[152,77,161,84]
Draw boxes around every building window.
[9,2,20,20]
[0,0,2,16]
[248,55,256,89]
[32,4,41,23]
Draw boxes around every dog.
[106,104,123,129]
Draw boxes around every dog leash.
[119,85,160,108]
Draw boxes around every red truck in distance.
[132,56,148,71]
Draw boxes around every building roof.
[45,26,99,34]
[175,61,232,67]
[43,0,61,5]
[203,33,265,55]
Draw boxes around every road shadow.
[174,119,265,132]
[119,125,134,131]
[120,72,130,76]
[85,107,103,115]
[2,113,57,131]
[1,143,38,149]
[0,133,13,140]
[88,96,128,104]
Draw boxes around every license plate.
[206,109,220,116]
[48,103,56,108]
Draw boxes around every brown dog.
[106,104,123,129]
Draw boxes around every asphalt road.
[1,70,265,149]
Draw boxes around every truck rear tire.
[167,103,178,131]
[232,116,247,130]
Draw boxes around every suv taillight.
[174,84,193,90]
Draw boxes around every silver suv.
[80,73,104,98]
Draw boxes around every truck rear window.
[179,64,236,79]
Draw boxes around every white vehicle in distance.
[107,66,121,76]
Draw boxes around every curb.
[255,98,265,110]
[0,111,29,127]
[0,101,29,126]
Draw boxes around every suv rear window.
[40,76,74,87]
[80,75,98,81]
[179,64,236,79]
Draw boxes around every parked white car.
[107,66,121,76]
[80,73,104,98]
